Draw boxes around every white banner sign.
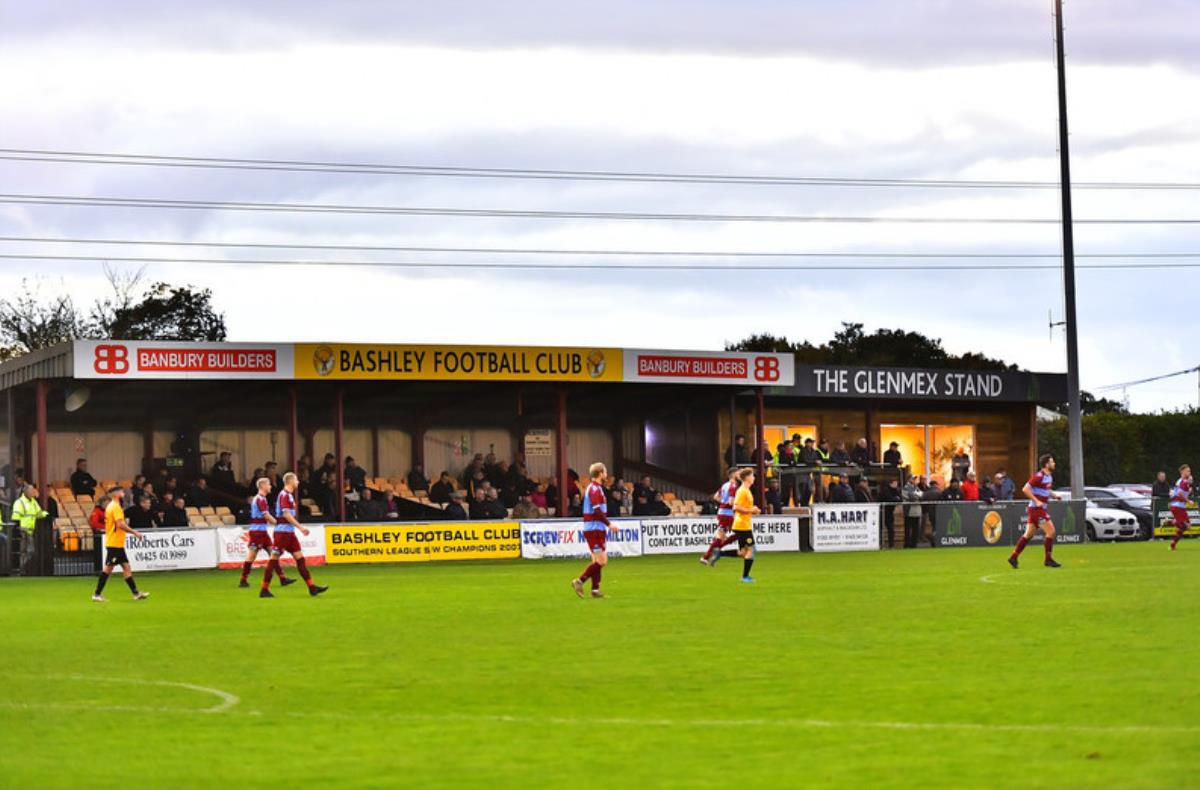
[216,525,327,568]
[523,429,553,457]
[120,528,219,572]
[640,516,801,555]
[73,340,294,380]
[811,505,881,552]
[623,349,794,386]
[520,520,643,559]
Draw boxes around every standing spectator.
[830,441,851,466]
[544,477,559,513]
[883,442,903,467]
[482,453,501,485]
[951,449,971,483]
[854,480,873,503]
[994,470,1016,501]
[467,469,488,501]
[942,478,964,502]
[210,452,237,493]
[902,476,924,548]
[188,476,213,508]
[775,440,798,506]
[445,491,468,520]
[429,472,455,504]
[12,484,48,573]
[632,475,656,516]
[469,488,489,520]
[460,453,485,489]
[607,481,628,518]
[961,472,980,501]
[139,481,159,511]
[815,439,831,464]
[752,441,774,466]
[850,438,871,467]
[344,456,367,493]
[799,437,820,505]
[162,494,189,528]
[724,434,750,467]
[765,478,783,515]
[921,479,943,547]
[70,458,97,498]
[979,476,997,504]
[879,478,902,549]
[1152,471,1171,500]
[407,464,430,494]
[776,439,798,466]
[127,497,162,530]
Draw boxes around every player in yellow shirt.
[731,467,761,583]
[92,486,150,602]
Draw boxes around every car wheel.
[1086,525,1097,542]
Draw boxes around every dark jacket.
[210,461,237,492]
[484,499,508,520]
[188,484,213,508]
[429,480,454,504]
[162,505,189,528]
[800,446,820,466]
[724,444,750,466]
[469,500,490,520]
[853,486,872,503]
[127,505,162,530]
[70,470,97,497]
[879,484,902,504]
[830,448,851,465]
[407,470,430,493]
[830,483,853,503]
[445,501,467,520]
[942,484,964,502]
[1152,479,1172,499]
[850,446,870,466]
[883,449,902,466]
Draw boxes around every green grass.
[1,542,1197,789]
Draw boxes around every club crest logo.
[312,345,336,377]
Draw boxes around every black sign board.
[774,365,1067,403]
[934,500,1085,547]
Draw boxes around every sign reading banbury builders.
[780,365,1067,403]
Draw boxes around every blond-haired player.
[731,467,761,583]
[571,462,618,599]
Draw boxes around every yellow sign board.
[325,523,522,564]
[295,343,622,382]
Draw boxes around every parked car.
[1055,490,1141,541]
[1084,487,1154,539]
[1106,483,1152,496]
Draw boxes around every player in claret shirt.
[701,467,741,566]
[239,477,293,589]
[572,462,618,599]
[261,472,327,598]
[1169,463,1193,551]
[1009,454,1063,569]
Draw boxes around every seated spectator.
[382,490,400,519]
[648,492,671,517]
[460,453,485,489]
[961,472,980,501]
[188,476,213,508]
[530,486,548,510]
[407,464,430,493]
[356,488,387,521]
[429,472,455,504]
[151,466,170,496]
[632,475,656,516]
[263,462,281,500]
[766,478,783,514]
[850,438,870,467]
[854,480,873,503]
[297,468,313,502]
[484,488,508,520]
[127,496,162,530]
[544,478,559,511]
[89,495,110,534]
[830,442,851,465]
[139,481,159,510]
[512,492,540,520]
[445,490,468,520]
[883,441,903,467]
[469,488,489,520]
[482,453,501,484]
[210,451,237,492]
[567,492,583,518]
[297,454,314,478]
[829,475,853,503]
[607,481,628,519]
[162,494,189,527]
[344,456,367,493]
[70,458,97,497]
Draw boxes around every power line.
[5,252,1200,272]
[2,193,1199,224]
[3,147,1200,190]
[3,235,1200,259]
[1094,365,1200,391]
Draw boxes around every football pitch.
[2,542,1196,788]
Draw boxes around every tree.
[0,280,87,360]
[94,282,226,342]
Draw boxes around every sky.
[0,0,1197,412]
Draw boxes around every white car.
[1055,490,1141,541]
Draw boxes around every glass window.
[880,425,926,476]
[880,423,975,485]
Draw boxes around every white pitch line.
[10,675,242,714]
[981,563,1185,585]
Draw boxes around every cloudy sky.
[1,0,1197,411]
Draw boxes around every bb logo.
[93,344,130,375]
[753,357,780,382]
[312,345,336,376]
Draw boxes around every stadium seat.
[214,506,231,515]
[185,507,200,516]
[219,514,236,525]
[189,516,207,527]
[199,506,216,516]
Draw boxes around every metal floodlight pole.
[1054,0,1085,497]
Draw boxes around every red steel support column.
[334,389,346,523]
[35,380,48,507]
[755,386,767,510]
[555,389,569,517]
[287,386,299,472]
[412,425,425,471]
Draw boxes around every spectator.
[879,478,901,548]
[544,477,559,512]
[467,469,488,501]
[127,474,147,505]
[429,472,455,504]
[139,481,159,511]
[460,453,485,489]
[482,453,501,485]
[951,449,971,482]
[469,488,489,520]
[484,489,508,519]
[1152,471,1171,500]
[961,472,980,501]
[530,486,548,510]
[127,496,162,530]
[381,490,400,519]
[994,470,1016,501]
[883,441,903,467]
[356,488,387,521]
[151,466,170,496]
[565,491,583,518]
[902,476,924,548]
[407,464,430,494]
[942,478,964,502]
[816,439,832,464]
[799,437,820,505]
[263,462,281,497]
[776,439,798,467]
[921,479,942,547]
[344,456,367,493]
[445,491,468,520]
[162,494,189,528]
[210,452,237,492]
[648,492,671,517]
[70,458,97,497]
[850,438,871,467]
[632,475,656,516]
[89,495,110,535]
[776,440,798,506]
[854,480,873,503]
[752,441,774,466]
[297,454,314,477]
[765,478,783,514]
[607,480,628,518]
[188,476,213,508]
[512,492,540,520]
[830,441,851,466]
[12,484,49,572]
[829,474,853,503]
[724,434,750,467]
[979,477,997,504]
